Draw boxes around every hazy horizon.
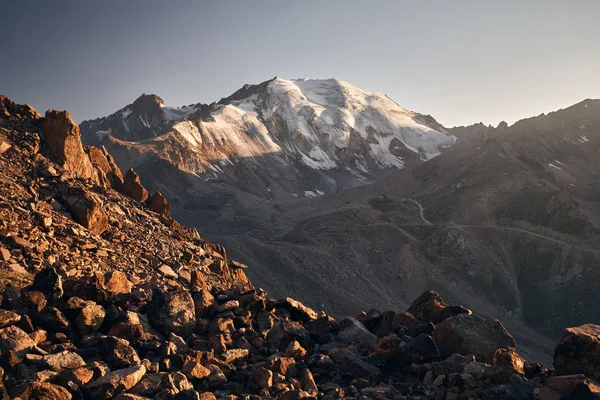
[1,0,599,127]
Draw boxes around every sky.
[1,0,599,127]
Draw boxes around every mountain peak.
[132,93,164,108]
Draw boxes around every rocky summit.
[1,94,600,399]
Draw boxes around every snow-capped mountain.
[81,78,455,198]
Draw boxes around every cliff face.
[0,95,599,400]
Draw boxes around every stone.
[42,109,97,181]
[407,290,448,323]
[432,314,516,363]
[182,359,211,380]
[493,348,525,375]
[275,297,318,322]
[540,374,600,400]
[147,191,171,217]
[285,340,308,359]
[103,270,132,296]
[12,381,72,400]
[0,247,10,261]
[87,146,125,190]
[252,367,273,389]
[0,325,36,354]
[266,320,312,353]
[31,266,63,300]
[337,317,377,347]
[42,350,86,372]
[340,355,382,383]
[19,291,47,312]
[158,264,178,279]
[300,368,318,394]
[63,190,109,235]
[0,140,11,155]
[554,324,600,380]
[0,309,21,328]
[124,168,149,203]
[76,303,106,334]
[85,365,146,400]
[101,336,141,369]
[148,289,196,337]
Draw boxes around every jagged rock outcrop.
[124,168,149,203]
[146,191,170,217]
[43,110,99,181]
[87,146,125,191]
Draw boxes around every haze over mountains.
[79,77,600,361]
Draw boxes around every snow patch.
[548,163,563,171]
[173,121,202,147]
[96,129,112,139]
[121,109,132,118]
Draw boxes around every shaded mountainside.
[2,95,600,399]
[78,79,600,360]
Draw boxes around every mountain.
[80,78,455,198]
[2,94,600,399]
[80,80,600,362]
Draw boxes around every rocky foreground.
[0,95,599,399]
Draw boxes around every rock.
[481,375,534,400]
[403,333,440,362]
[337,317,377,347]
[42,110,97,181]
[148,289,196,337]
[407,290,448,323]
[85,365,146,400]
[124,168,149,203]
[11,381,72,400]
[31,266,63,300]
[19,291,47,312]
[493,348,525,375]
[0,309,21,328]
[554,324,600,380]
[285,340,308,359]
[0,140,11,155]
[432,314,516,363]
[42,350,86,372]
[266,320,312,353]
[87,146,125,190]
[33,306,71,332]
[158,264,178,279]
[63,189,109,235]
[147,191,171,217]
[101,336,141,369]
[340,355,382,383]
[0,325,36,354]
[102,270,132,296]
[275,297,318,322]
[76,303,106,334]
[300,368,318,394]
[539,374,600,400]
[252,367,273,389]
[182,359,211,380]
[0,247,10,261]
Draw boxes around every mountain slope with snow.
[81,78,455,198]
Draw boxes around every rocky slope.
[2,95,600,399]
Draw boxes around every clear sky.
[1,1,598,127]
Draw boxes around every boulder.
[146,191,171,217]
[63,189,109,235]
[11,381,72,400]
[0,309,21,328]
[42,110,97,181]
[31,266,63,301]
[432,314,515,363]
[102,270,132,297]
[42,350,86,372]
[554,324,600,380]
[147,289,196,337]
[85,365,146,400]
[407,290,448,323]
[76,303,106,334]
[539,374,600,400]
[124,168,149,203]
[0,325,36,354]
[87,146,125,190]
[337,317,377,347]
[275,297,318,322]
